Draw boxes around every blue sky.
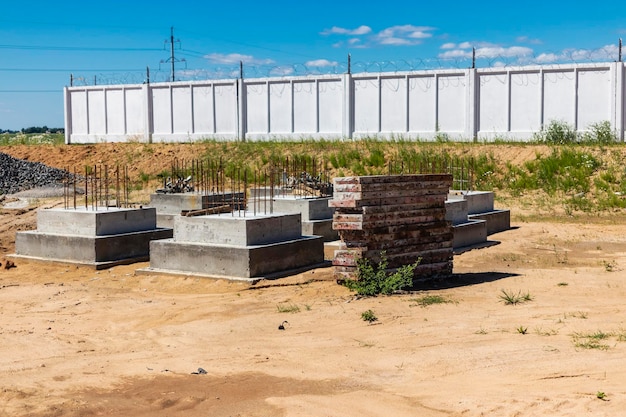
[1,0,625,131]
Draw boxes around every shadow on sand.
[411,271,519,291]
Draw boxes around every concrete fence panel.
[317,78,342,136]
[408,75,437,135]
[577,67,611,130]
[510,71,541,136]
[105,88,125,135]
[64,62,626,143]
[543,69,576,125]
[437,73,467,135]
[293,80,317,133]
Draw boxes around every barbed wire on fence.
[68,44,622,87]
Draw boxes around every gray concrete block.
[469,210,511,235]
[36,207,158,236]
[445,199,469,225]
[14,228,173,268]
[449,190,495,214]
[149,192,244,215]
[271,196,334,221]
[173,213,302,246]
[149,235,324,278]
[302,219,338,242]
[463,191,495,214]
[452,220,487,249]
[149,193,204,213]
[156,213,176,228]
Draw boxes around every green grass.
[276,303,300,313]
[0,132,65,145]
[409,294,453,307]
[499,289,533,305]
[572,331,613,350]
[6,134,626,215]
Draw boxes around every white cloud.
[322,25,372,36]
[326,24,435,48]
[305,59,339,67]
[268,66,295,76]
[516,36,542,45]
[375,25,434,46]
[535,52,559,63]
[204,53,274,65]
[438,43,533,60]
[441,42,457,49]
[438,49,472,59]
[477,46,534,58]
[535,44,618,63]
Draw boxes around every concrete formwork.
[331,174,454,281]
[143,212,325,280]
[12,207,173,269]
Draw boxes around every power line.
[0,44,160,52]
[0,90,59,93]
[0,68,141,72]
[177,28,319,60]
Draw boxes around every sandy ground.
[0,192,625,417]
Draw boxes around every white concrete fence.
[64,61,625,143]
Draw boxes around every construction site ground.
[1,144,626,416]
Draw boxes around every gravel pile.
[0,152,70,195]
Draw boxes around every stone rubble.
[0,152,69,195]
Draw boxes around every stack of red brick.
[330,174,453,282]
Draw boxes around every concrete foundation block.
[469,210,511,235]
[37,207,158,236]
[13,228,173,269]
[271,197,334,221]
[149,193,204,214]
[156,213,176,229]
[302,219,338,242]
[148,235,324,278]
[445,199,469,225]
[452,220,487,249]
[149,192,244,215]
[173,213,302,246]
[449,190,495,214]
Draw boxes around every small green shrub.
[361,309,378,323]
[582,121,617,144]
[534,120,578,144]
[342,252,419,297]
